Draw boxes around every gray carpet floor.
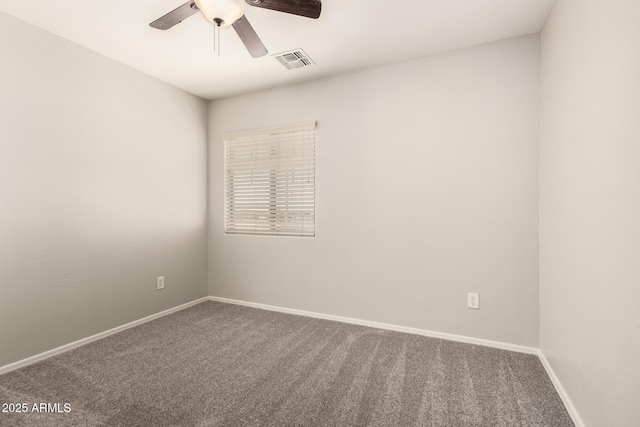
[0,301,573,426]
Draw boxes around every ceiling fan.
[150,0,322,58]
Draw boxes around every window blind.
[224,121,316,237]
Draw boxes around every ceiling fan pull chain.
[213,17,223,58]
[213,22,220,57]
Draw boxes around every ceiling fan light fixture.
[194,0,244,27]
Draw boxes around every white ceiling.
[0,0,554,100]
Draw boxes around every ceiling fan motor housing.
[194,0,244,27]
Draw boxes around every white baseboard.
[0,297,209,376]
[538,350,585,427]
[207,296,539,355]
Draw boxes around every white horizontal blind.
[224,122,315,237]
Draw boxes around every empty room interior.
[0,0,638,426]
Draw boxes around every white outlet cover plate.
[157,276,165,290]
[467,293,479,309]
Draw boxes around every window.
[224,121,316,237]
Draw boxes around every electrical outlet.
[157,276,165,290]
[467,292,479,309]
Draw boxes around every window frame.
[223,121,316,237]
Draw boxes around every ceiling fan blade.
[245,0,321,19]
[150,1,200,30]
[232,16,268,58]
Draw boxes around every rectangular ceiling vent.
[273,49,315,70]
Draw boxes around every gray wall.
[540,0,640,425]
[208,35,541,347]
[0,13,209,367]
